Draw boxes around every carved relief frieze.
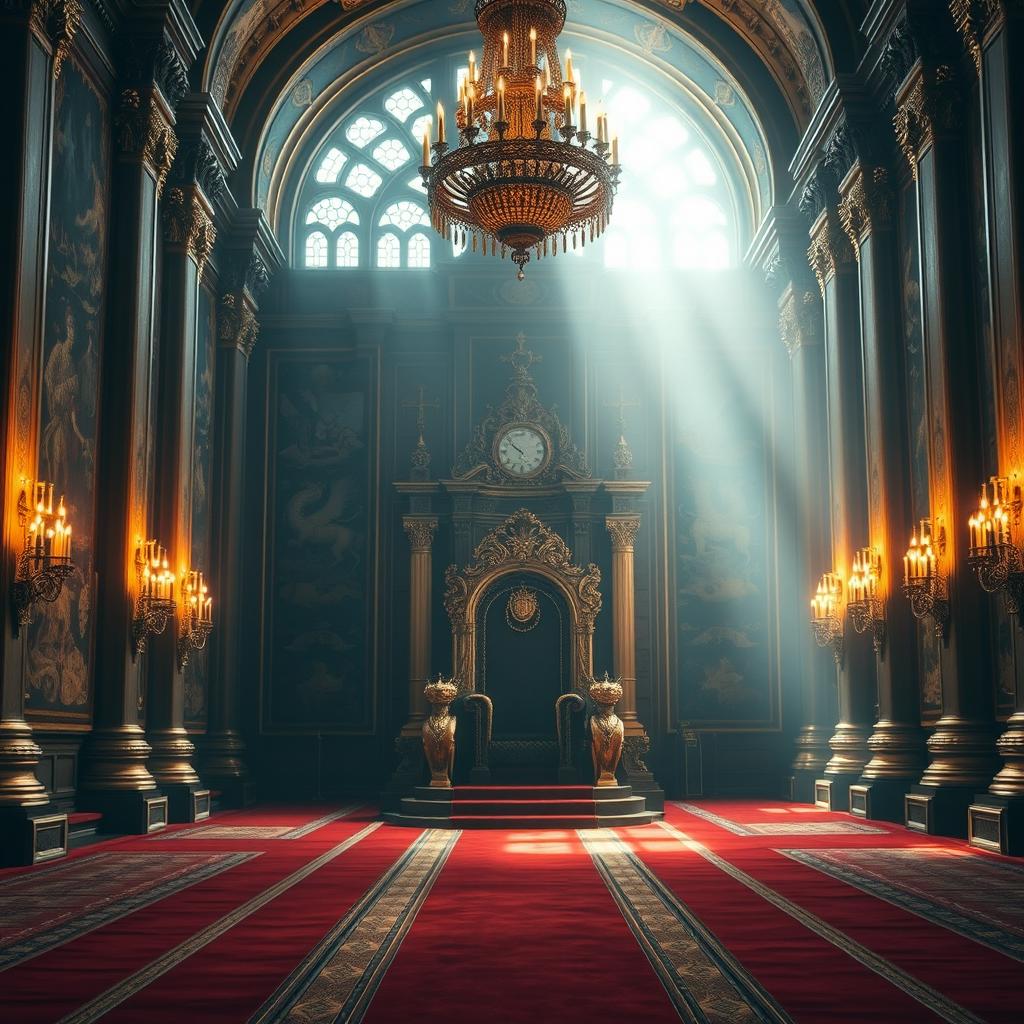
[164,185,216,272]
[894,67,959,180]
[115,88,178,197]
[29,0,82,79]
[777,286,821,358]
[838,166,893,259]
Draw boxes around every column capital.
[605,514,641,551]
[949,0,1023,75]
[114,88,178,197]
[807,206,856,293]
[778,283,823,358]
[404,516,438,552]
[163,184,215,272]
[838,164,894,259]
[893,64,961,180]
[28,0,83,79]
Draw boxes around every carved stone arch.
[443,509,601,697]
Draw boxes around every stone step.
[382,811,660,830]
[413,785,635,802]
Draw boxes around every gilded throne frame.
[443,509,602,696]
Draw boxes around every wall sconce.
[810,571,844,665]
[902,518,948,638]
[12,480,74,629]
[133,539,176,658]
[967,476,1024,615]
[177,569,213,669]
[847,546,886,655]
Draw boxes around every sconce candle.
[13,479,76,628]
[132,538,177,657]
[178,568,214,669]
[810,571,844,663]
[902,518,949,637]
[967,475,1024,615]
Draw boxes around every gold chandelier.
[420,0,621,279]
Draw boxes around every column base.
[790,770,820,803]
[904,784,973,838]
[814,773,859,811]
[0,805,68,867]
[161,783,211,823]
[848,778,911,821]
[968,794,1024,855]
[79,788,169,835]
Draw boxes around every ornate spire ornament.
[420,0,622,280]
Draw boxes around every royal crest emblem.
[507,586,540,632]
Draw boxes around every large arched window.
[291,48,755,272]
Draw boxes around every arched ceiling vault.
[193,0,857,132]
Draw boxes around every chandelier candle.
[422,0,621,279]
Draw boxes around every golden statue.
[589,673,624,787]
[422,676,459,788]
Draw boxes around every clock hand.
[508,439,525,456]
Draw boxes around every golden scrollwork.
[606,515,641,551]
[115,89,178,197]
[163,186,217,273]
[838,166,892,260]
[444,509,602,694]
[30,0,83,80]
[807,210,855,294]
[589,674,625,786]
[894,67,959,181]
[777,286,821,358]
[422,677,458,788]
[948,0,1010,76]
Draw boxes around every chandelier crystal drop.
[420,0,621,279]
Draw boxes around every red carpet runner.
[1,799,1022,1022]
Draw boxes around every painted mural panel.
[185,287,216,727]
[26,57,109,721]
[264,353,377,732]
[673,345,777,727]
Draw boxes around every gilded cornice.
[838,165,892,260]
[893,65,959,181]
[30,0,83,79]
[777,284,821,358]
[807,208,854,293]
[115,88,178,196]
[164,185,217,272]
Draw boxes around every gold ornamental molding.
[838,166,892,261]
[163,185,217,273]
[606,515,641,551]
[217,293,260,359]
[115,89,178,197]
[30,0,83,80]
[443,508,601,693]
[948,0,1021,76]
[777,285,821,359]
[807,209,854,294]
[893,66,959,182]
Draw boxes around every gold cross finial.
[402,385,440,443]
[605,386,640,436]
[501,333,542,376]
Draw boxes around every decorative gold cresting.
[444,508,601,694]
[421,0,621,279]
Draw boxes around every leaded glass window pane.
[377,233,401,268]
[379,200,429,232]
[408,232,430,268]
[346,116,386,148]
[345,163,383,198]
[372,139,411,171]
[384,87,423,123]
[337,231,359,268]
[306,197,359,230]
[305,231,328,267]
[315,147,347,183]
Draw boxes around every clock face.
[496,425,549,478]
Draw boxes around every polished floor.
[2,799,1021,1022]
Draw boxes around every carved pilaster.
[838,166,893,260]
[894,66,960,180]
[606,515,640,551]
[29,0,82,79]
[115,88,178,197]
[163,185,215,273]
[807,209,855,293]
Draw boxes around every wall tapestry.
[26,56,109,722]
[263,352,377,732]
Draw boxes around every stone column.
[952,1,1024,853]
[147,94,236,822]
[835,143,926,820]
[0,0,81,865]
[203,211,281,806]
[882,9,999,836]
[803,161,876,810]
[78,11,201,835]
[402,515,438,730]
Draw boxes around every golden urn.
[589,673,624,787]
